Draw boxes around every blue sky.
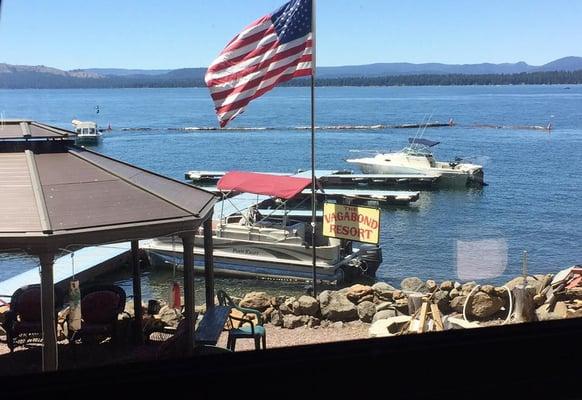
[0,0,580,70]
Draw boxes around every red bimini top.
[216,171,312,200]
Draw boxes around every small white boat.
[72,120,102,144]
[142,171,383,284]
[346,138,484,187]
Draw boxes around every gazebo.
[0,120,218,371]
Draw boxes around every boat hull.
[141,238,380,284]
[348,159,483,187]
[75,136,101,145]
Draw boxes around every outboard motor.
[357,244,383,278]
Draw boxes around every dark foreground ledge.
[2,317,582,398]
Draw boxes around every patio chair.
[2,284,65,352]
[68,284,127,345]
[217,290,266,351]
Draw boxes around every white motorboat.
[346,138,484,186]
[72,119,102,144]
[142,171,382,284]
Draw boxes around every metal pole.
[310,0,318,298]
[131,240,143,344]
[39,252,57,372]
[522,250,528,285]
[182,233,195,355]
[203,216,215,308]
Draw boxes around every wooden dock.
[0,243,131,302]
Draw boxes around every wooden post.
[512,284,536,323]
[417,302,429,333]
[203,216,215,309]
[39,252,57,372]
[430,303,444,331]
[131,240,143,344]
[182,232,195,355]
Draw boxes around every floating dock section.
[293,169,440,188]
[186,169,440,189]
[0,243,131,303]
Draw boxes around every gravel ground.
[0,321,372,362]
[216,321,371,351]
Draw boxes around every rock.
[392,290,406,300]
[449,288,460,299]
[443,316,480,329]
[318,290,358,322]
[494,287,508,298]
[536,302,568,321]
[372,281,397,293]
[263,306,275,321]
[330,321,344,329]
[376,301,394,312]
[346,284,374,304]
[157,305,183,327]
[369,316,412,337]
[454,282,462,289]
[533,294,546,307]
[375,290,395,302]
[307,316,321,328]
[279,297,296,315]
[357,301,376,323]
[372,309,398,323]
[450,295,467,313]
[467,292,503,319]
[480,285,495,295]
[319,319,332,328]
[270,310,283,326]
[394,299,409,314]
[271,295,288,308]
[292,295,320,316]
[440,280,454,291]
[401,277,427,293]
[461,281,478,295]
[565,287,582,300]
[504,275,546,293]
[283,314,306,329]
[336,287,351,296]
[432,290,451,314]
[426,280,438,292]
[239,291,273,311]
[357,294,375,304]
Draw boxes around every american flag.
[205,0,313,128]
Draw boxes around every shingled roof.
[0,120,217,252]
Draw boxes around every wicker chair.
[2,284,65,352]
[68,284,127,345]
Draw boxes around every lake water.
[1,85,581,299]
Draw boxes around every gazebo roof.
[0,120,74,140]
[0,124,217,251]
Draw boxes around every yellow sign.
[322,203,381,244]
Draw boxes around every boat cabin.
[71,120,99,136]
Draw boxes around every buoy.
[171,282,181,309]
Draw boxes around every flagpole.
[310,0,318,298]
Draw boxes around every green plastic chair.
[217,290,266,351]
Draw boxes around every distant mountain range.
[1,56,581,89]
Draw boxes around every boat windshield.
[402,144,433,157]
[403,137,439,156]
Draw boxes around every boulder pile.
[224,265,582,337]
